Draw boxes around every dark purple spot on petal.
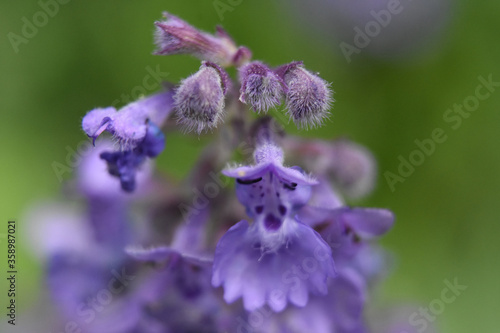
[284,182,297,191]
[255,206,264,214]
[237,177,262,185]
[264,214,282,231]
[278,205,287,216]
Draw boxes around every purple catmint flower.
[99,122,165,192]
[33,11,403,333]
[41,141,146,324]
[82,91,173,192]
[275,61,333,129]
[212,128,335,312]
[82,90,174,147]
[154,12,251,67]
[78,140,153,197]
[78,140,155,249]
[174,61,230,134]
[239,61,285,112]
[101,208,238,333]
[330,139,377,199]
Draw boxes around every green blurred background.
[0,0,498,332]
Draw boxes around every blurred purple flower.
[284,137,377,199]
[82,91,173,192]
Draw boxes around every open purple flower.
[100,208,239,333]
[212,132,335,312]
[82,91,173,192]
[82,90,174,147]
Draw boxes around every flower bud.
[330,139,376,199]
[174,61,230,134]
[154,12,251,67]
[239,61,284,113]
[275,62,333,129]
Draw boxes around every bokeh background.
[1,0,499,332]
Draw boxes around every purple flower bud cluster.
[154,12,333,133]
[26,12,417,333]
[82,91,173,191]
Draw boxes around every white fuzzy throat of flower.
[255,216,297,261]
[253,144,284,165]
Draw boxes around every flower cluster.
[26,12,419,333]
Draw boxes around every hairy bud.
[239,61,284,113]
[154,12,251,67]
[275,62,333,129]
[174,61,230,134]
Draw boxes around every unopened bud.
[239,61,284,113]
[154,12,250,67]
[174,62,230,134]
[275,62,333,129]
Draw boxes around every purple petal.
[78,140,153,197]
[212,220,335,312]
[170,206,210,254]
[81,90,173,149]
[336,207,395,239]
[223,163,316,186]
[222,163,272,179]
[81,107,116,140]
[307,177,344,209]
[111,91,174,145]
[329,268,367,331]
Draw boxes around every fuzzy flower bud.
[174,61,230,134]
[238,61,284,112]
[154,12,251,67]
[330,139,376,199]
[275,61,333,129]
